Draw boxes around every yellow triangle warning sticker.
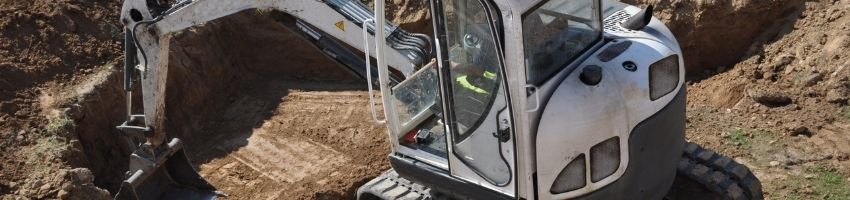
[334,21,345,31]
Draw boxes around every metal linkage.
[118,27,152,142]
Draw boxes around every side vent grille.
[590,137,620,182]
[596,41,632,62]
[603,10,637,34]
[550,154,586,194]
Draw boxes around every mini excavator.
[115,0,763,199]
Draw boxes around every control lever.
[414,129,433,144]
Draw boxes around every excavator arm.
[115,0,430,199]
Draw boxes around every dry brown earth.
[626,0,850,198]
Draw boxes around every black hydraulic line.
[130,19,157,73]
[124,28,137,91]
[399,30,430,46]
[391,32,427,50]
[387,32,431,61]
[396,31,434,58]
[324,0,432,61]
[388,35,423,50]
[312,33,404,84]
[407,32,433,53]
[386,38,427,56]
[389,36,419,50]
[391,34,427,52]
[128,1,192,73]
[390,46,422,55]
[274,16,404,84]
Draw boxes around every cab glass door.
[436,0,515,193]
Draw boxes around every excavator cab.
[361,0,689,199]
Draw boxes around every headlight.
[590,137,620,182]
[649,55,680,100]
[550,154,586,194]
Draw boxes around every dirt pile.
[623,0,805,78]
[631,0,850,198]
[362,0,433,35]
[0,0,123,198]
[682,0,850,151]
[0,0,121,123]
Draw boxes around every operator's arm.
[429,58,484,76]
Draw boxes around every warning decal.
[334,21,345,31]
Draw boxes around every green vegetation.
[842,106,850,121]
[753,129,779,141]
[24,136,65,177]
[733,129,779,166]
[781,164,850,200]
[785,193,803,200]
[45,113,75,138]
[727,128,751,150]
[810,165,850,200]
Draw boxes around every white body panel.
[535,37,682,199]
[532,5,684,197]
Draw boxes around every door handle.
[494,107,512,142]
[525,84,540,112]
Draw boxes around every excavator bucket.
[115,138,218,200]
[117,13,217,199]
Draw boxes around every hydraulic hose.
[128,1,191,72]
[130,19,158,73]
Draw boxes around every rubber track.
[357,170,451,200]
[678,142,764,200]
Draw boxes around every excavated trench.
[70,10,392,199]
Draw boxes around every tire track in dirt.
[805,123,850,162]
[185,81,390,199]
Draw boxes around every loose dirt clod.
[57,168,111,200]
[748,87,792,107]
[799,72,824,87]
[787,124,812,137]
[826,87,849,104]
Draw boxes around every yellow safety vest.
[456,71,497,94]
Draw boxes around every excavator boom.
[116,0,430,199]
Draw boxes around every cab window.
[443,0,502,141]
[523,0,601,86]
